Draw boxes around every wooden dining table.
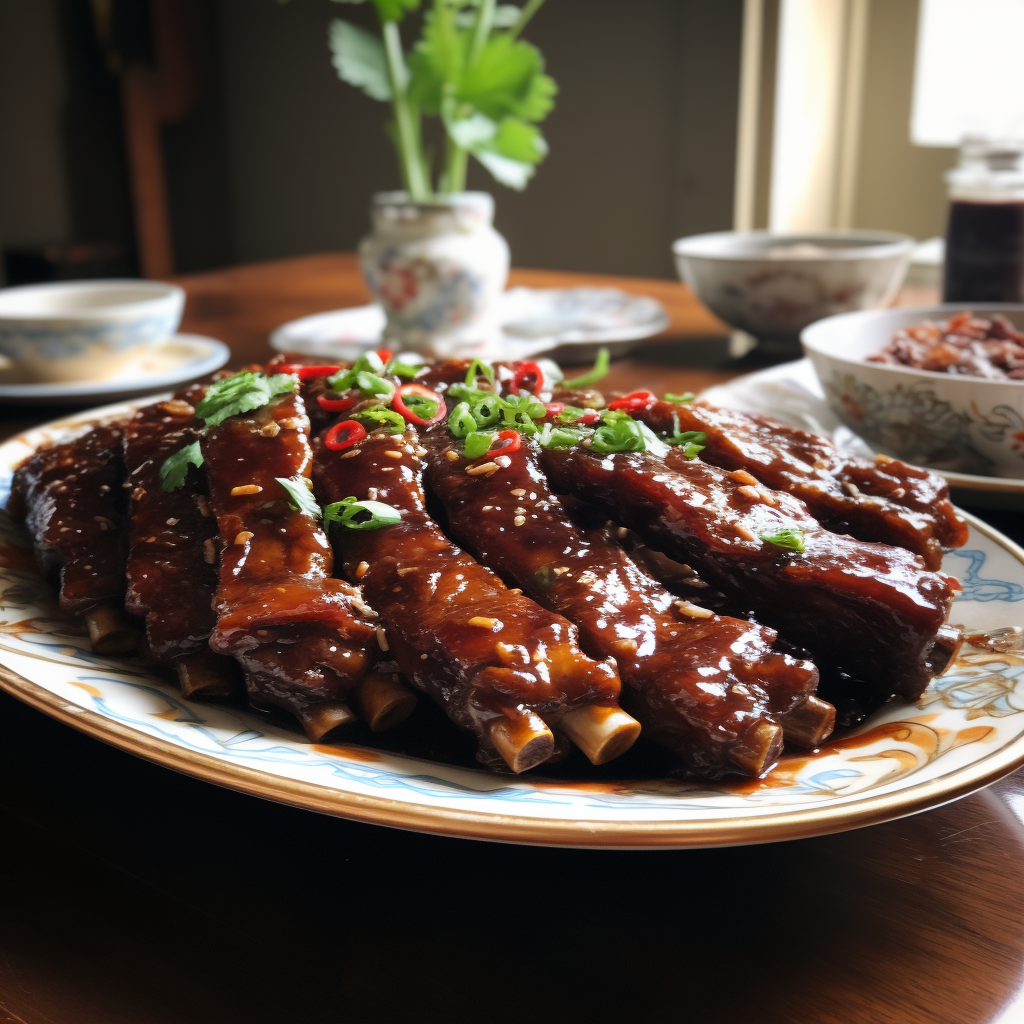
[2,253,1023,1024]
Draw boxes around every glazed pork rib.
[202,388,378,740]
[424,431,829,777]
[9,422,138,654]
[313,425,635,773]
[540,445,961,705]
[628,397,968,570]
[121,388,237,698]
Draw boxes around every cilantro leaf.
[276,475,322,519]
[331,0,420,25]
[761,527,806,554]
[329,19,392,101]
[195,372,296,427]
[159,441,203,492]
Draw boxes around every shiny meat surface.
[634,398,968,570]
[424,432,823,777]
[202,390,376,720]
[313,426,622,771]
[122,390,219,661]
[8,423,127,615]
[540,445,959,703]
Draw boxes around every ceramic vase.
[359,191,510,355]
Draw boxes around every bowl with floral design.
[672,230,913,356]
[802,303,1024,478]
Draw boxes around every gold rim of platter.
[3,514,1024,848]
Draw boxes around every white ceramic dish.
[701,358,1024,509]
[802,304,1024,478]
[0,279,185,383]
[0,333,229,406]
[270,287,669,364]
[673,230,913,342]
[2,400,1024,848]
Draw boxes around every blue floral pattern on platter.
[3,405,1024,831]
[0,311,180,360]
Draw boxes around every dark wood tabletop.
[3,255,1024,1024]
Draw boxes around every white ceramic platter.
[2,401,1024,848]
[0,334,229,406]
[270,288,669,365]
[703,358,1024,509]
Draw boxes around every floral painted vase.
[359,191,510,355]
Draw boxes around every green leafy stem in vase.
[312,0,556,199]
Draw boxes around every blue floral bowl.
[0,280,184,384]
[802,304,1024,478]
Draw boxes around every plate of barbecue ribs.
[1,351,1023,848]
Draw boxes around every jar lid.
[947,137,1024,199]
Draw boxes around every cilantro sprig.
[159,441,203,492]
[194,372,296,427]
[276,475,322,520]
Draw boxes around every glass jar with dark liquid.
[943,141,1024,303]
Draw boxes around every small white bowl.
[0,280,184,383]
[802,303,1024,478]
[672,230,914,342]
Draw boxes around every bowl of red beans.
[801,304,1024,477]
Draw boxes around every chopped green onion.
[323,495,402,531]
[327,352,386,393]
[562,348,610,388]
[664,392,695,404]
[464,358,496,389]
[354,371,395,397]
[666,429,706,459]
[464,431,494,460]
[194,372,296,427]
[385,358,421,379]
[353,406,406,433]
[448,402,477,438]
[536,423,585,449]
[276,475,321,519]
[761,526,806,553]
[500,393,545,434]
[591,414,645,454]
[470,394,503,428]
[159,441,203,492]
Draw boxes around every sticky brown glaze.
[631,397,968,570]
[423,431,822,777]
[202,389,376,725]
[8,422,128,616]
[122,388,221,662]
[540,445,959,703]
[312,425,622,771]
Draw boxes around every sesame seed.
[508,588,522,595]
[231,484,263,496]
[132,486,146,501]
[260,422,281,437]
[446,450,460,462]
[734,523,756,541]
[513,515,526,526]
[384,450,403,459]
[843,481,861,497]
[510,488,526,497]
[367,487,378,501]
[875,453,895,465]
[414,446,427,457]
[278,417,302,430]
[736,484,761,502]
[340,449,361,459]
[203,538,217,564]
[166,517,178,526]
[404,445,415,454]
[195,495,211,517]
[513,507,526,515]
[396,566,418,575]
[616,527,628,539]
[352,596,378,619]
[729,469,759,486]
[376,625,390,651]
[468,616,501,631]
[355,561,369,578]
[421,653,429,660]
[494,455,511,468]
[467,461,500,476]
[552,567,570,576]
[757,487,778,506]
[159,399,195,416]
[233,530,254,545]
[675,600,714,619]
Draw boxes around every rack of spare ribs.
[8,351,968,779]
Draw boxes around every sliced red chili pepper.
[297,365,340,380]
[393,383,446,426]
[542,402,565,420]
[577,410,601,425]
[607,390,656,412]
[511,361,544,395]
[274,363,304,376]
[375,348,393,364]
[491,429,522,455]
[317,392,357,413]
[324,420,367,451]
